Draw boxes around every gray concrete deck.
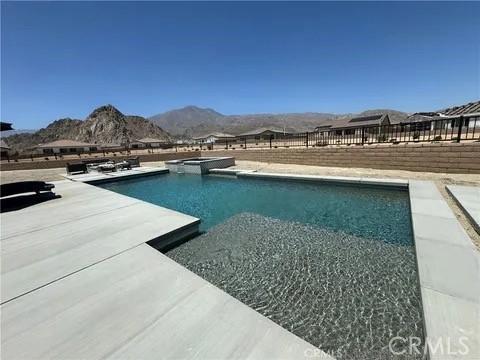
[3,171,479,359]
[237,171,409,188]
[1,244,323,359]
[409,181,480,359]
[446,184,480,234]
[1,178,329,359]
[62,166,168,183]
[1,180,200,303]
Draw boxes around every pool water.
[168,213,424,359]
[98,173,424,358]
[99,173,412,245]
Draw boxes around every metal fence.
[206,115,480,150]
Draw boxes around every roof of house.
[237,128,289,137]
[316,114,389,131]
[36,140,98,148]
[0,139,10,150]
[438,100,480,116]
[100,143,122,148]
[193,132,236,140]
[406,100,480,123]
[135,137,167,143]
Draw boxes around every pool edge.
[236,171,409,189]
[409,180,480,359]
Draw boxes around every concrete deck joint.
[409,180,480,359]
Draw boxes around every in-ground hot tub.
[165,157,235,174]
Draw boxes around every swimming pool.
[98,173,424,358]
[99,173,412,244]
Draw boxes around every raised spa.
[165,157,235,174]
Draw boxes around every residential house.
[406,100,480,133]
[314,114,390,136]
[237,128,291,141]
[35,140,100,155]
[130,137,168,149]
[193,133,236,144]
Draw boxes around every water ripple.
[167,213,424,359]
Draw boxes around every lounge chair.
[126,157,140,168]
[115,160,132,170]
[97,163,116,172]
[82,158,111,165]
[66,163,88,175]
[1,181,55,198]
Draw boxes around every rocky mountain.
[150,106,409,137]
[3,105,171,153]
[150,106,339,137]
[149,106,223,137]
[4,104,410,153]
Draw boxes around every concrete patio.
[1,179,326,359]
[1,171,479,359]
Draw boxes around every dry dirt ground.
[1,160,479,249]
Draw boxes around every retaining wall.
[0,151,201,171]
[201,143,480,174]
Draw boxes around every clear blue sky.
[1,1,479,129]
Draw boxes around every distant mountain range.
[150,106,409,137]
[3,104,410,153]
[1,129,37,137]
[3,105,171,153]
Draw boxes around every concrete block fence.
[0,151,201,171]
[202,143,480,174]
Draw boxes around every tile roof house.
[439,100,480,117]
[237,128,292,140]
[35,140,100,155]
[314,114,390,134]
[406,100,480,132]
[130,137,168,148]
[193,132,236,144]
[407,100,480,122]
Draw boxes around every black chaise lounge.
[66,162,88,175]
[126,157,140,168]
[0,181,55,198]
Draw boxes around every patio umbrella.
[0,122,13,132]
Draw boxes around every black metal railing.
[206,115,479,150]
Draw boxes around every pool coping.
[61,166,169,184]
[446,184,480,235]
[165,156,235,165]
[1,178,330,360]
[2,169,478,359]
[225,170,479,358]
[408,181,479,359]
[236,170,409,188]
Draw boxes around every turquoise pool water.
[98,173,423,358]
[99,173,412,245]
